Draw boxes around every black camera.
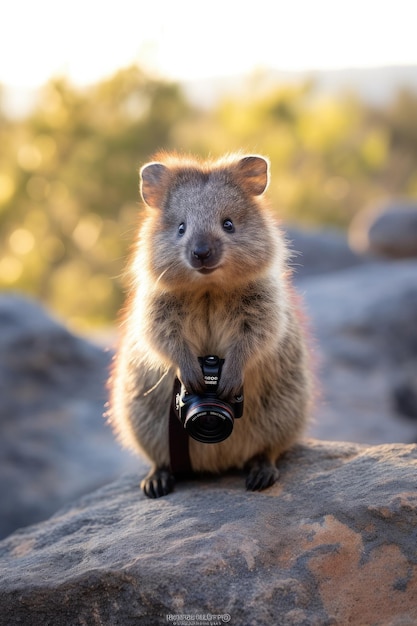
[175,355,244,444]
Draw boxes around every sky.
[1,0,416,89]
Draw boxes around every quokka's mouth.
[197,266,220,275]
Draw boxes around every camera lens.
[199,414,221,431]
[183,400,234,443]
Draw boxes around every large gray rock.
[286,226,367,279]
[1,439,416,626]
[349,200,417,258]
[0,294,137,540]
[301,260,417,444]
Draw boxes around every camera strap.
[169,377,193,477]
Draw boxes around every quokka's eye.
[223,219,235,233]
[178,222,186,236]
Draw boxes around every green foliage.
[0,67,416,330]
[0,67,190,330]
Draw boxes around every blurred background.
[1,0,417,541]
[1,0,416,333]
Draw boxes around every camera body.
[175,355,244,443]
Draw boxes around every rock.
[301,260,417,444]
[0,293,137,540]
[0,440,417,626]
[285,225,367,280]
[393,372,417,420]
[349,200,417,258]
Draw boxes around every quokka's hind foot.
[141,466,175,498]
[245,454,279,491]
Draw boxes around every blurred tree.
[178,82,398,227]
[370,88,417,193]
[0,67,192,330]
[0,67,416,330]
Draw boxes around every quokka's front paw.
[216,368,243,402]
[141,466,175,498]
[245,454,279,491]
[178,363,206,396]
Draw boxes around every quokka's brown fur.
[108,152,312,497]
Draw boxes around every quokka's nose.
[192,244,212,261]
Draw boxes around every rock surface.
[286,226,368,279]
[1,439,417,626]
[302,259,417,444]
[0,294,136,540]
[349,200,417,258]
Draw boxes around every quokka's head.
[137,152,285,290]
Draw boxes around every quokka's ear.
[232,155,269,196]
[140,162,171,208]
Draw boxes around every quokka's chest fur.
[148,280,284,362]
